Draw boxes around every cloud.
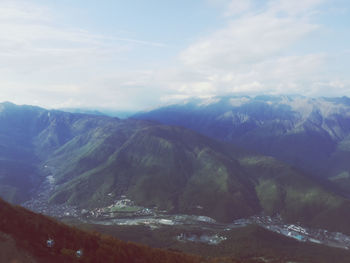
[267,0,325,16]
[0,1,166,109]
[180,13,318,70]
[180,0,325,71]
[224,0,253,16]
[0,0,348,110]
[160,0,345,102]
[0,1,51,22]
[0,3,124,75]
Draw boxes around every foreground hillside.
[1,102,350,234]
[2,197,350,263]
[0,197,207,263]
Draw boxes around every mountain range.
[1,100,350,235]
[134,95,350,195]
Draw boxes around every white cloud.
[160,0,346,102]
[180,9,318,70]
[224,0,253,16]
[0,3,127,75]
[0,1,51,22]
[0,0,348,110]
[0,1,166,109]
[267,0,325,16]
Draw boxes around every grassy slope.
[0,232,38,263]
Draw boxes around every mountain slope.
[0,232,37,263]
[0,102,119,203]
[133,95,350,181]
[44,118,350,233]
[1,102,350,233]
[49,124,260,222]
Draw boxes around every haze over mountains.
[2,97,350,236]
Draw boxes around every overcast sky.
[0,0,349,110]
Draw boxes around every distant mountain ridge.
[59,107,136,119]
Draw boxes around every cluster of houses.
[232,214,350,249]
[176,233,227,245]
[286,225,308,241]
[80,197,154,218]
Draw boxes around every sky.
[0,0,349,110]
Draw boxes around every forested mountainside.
[134,95,350,193]
[1,102,350,234]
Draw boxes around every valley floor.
[20,165,350,262]
[22,178,350,251]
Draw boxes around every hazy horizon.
[1,0,349,110]
[2,93,350,115]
